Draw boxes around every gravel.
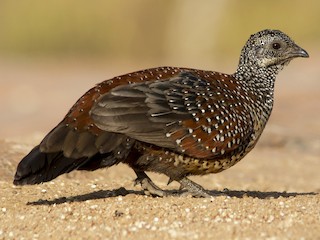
[0,137,319,240]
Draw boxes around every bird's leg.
[134,170,212,197]
[133,170,168,197]
[178,177,212,198]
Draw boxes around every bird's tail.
[13,145,109,185]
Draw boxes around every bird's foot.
[134,171,213,198]
[134,170,167,197]
[177,177,212,198]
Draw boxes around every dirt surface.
[0,59,320,240]
[0,135,319,240]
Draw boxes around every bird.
[13,29,308,197]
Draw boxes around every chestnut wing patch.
[91,72,254,159]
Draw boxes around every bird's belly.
[132,142,250,179]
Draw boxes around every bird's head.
[239,29,309,71]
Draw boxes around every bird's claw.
[178,177,213,198]
[134,171,167,197]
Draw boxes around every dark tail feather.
[13,145,90,185]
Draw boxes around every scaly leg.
[134,170,212,197]
[134,170,168,197]
[178,177,212,198]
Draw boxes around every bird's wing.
[91,71,254,159]
[39,67,184,159]
[39,123,127,159]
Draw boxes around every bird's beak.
[288,44,309,58]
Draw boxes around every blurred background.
[0,0,319,145]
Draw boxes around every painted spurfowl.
[13,29,308,197]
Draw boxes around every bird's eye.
[272,42,281,50]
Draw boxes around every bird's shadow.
[27,187,317,206]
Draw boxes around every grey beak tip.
[300,49,309,58]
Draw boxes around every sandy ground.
[1,135,319,240]
[0,59,319,239]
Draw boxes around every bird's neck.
[233,62,281,92]
[233,62,281,124]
